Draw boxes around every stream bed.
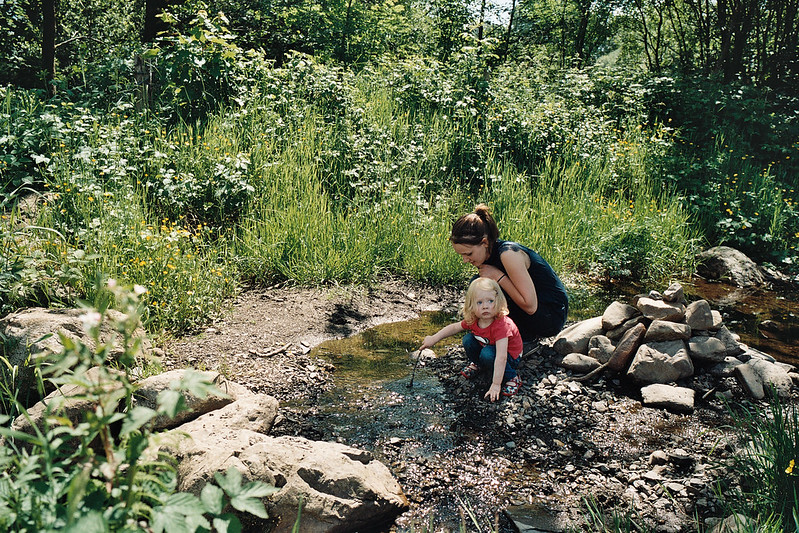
[286,278,799,531]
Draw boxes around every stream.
[297,278,799,531]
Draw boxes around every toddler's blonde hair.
[462,277,509,324]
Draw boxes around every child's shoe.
[459,362,479,379]
[502,375,522,397]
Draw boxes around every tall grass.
[725,395,799,531]
[1,60,706,334]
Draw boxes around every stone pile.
[554,282,796,412]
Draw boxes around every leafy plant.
[725,394,799,530]
[0,279,278,531]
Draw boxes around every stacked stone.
[554,282,796,412]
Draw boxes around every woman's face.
[452,239,490,267]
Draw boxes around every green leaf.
[178,370,228,400]
[213,514,242,533]
[229,493,269,519]
[157,389,186,418]
[213,467,243,495]
[120,406,157,436]
[200,483,225,514]
[63,511,109,533]
[152,492,207,533]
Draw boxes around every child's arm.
[419,322,466,351]
[485,337,508,402]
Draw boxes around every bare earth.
[162,278,462,403]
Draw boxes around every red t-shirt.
[460,315,523,359]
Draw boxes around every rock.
[747,358,793,399]
[602,301,640,331]
[11,366,124,438]
[662,283,684,303]
[156,430,408,532]
[708,357,744,377]
[685,300,714,331]
[734,363,765,400]
[134,369,241,431]
[176,392,280,435]
[587,335,615,364]
[0,307,152,406]
[640,384,695,413]
[687,336,728,363]
[606,316,649,342]
[553,316,603,355]
[627,341,694,384]
[696,246,765,287]
[636,297,686,322]
[649,450,669,465]
[707,513,758,533]
[560,353,602,373]
[715,326,744,356]
[608,323,646,372]
[711,310,724,330]
[644,320,691,342]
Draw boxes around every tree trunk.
[502,0,516,62]
[42,0,56,96]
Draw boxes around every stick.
[407,350,422,388]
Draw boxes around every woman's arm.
[479,248,538,315]
[485,337,508,402]
[420,322,466,351]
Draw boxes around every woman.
[449,204,568,348]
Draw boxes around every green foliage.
[148,2,269,123]
[645,76,799,270]
[726,395,799,530]
[0,281,277,531]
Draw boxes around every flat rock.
[640,384,695,413]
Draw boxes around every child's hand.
[485,383,501,402]
[419,335,436,351]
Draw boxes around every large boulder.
[696,246,765,287]
[627,341,694,384]
[636,297,686,322]
[640,384,695,413]
[0,307,151,406]
[553,317,603,355]
[156,425,408,532]
[134,369,249,431]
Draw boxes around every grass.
[724,395,799,531]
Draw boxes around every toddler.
[420,277,523,401]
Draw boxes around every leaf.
[213,467,243,494]
[229,493,269,519]
[200,483,225,515]
[213,514,242,533]
[62,511,109,533]
[151,492,207,533]
[157,389,186,418]
[120,406,157,436]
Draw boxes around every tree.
[42,0,56,94]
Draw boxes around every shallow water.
[304,279,799,530]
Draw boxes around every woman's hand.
[485,383,501,402]
[477,264,503,281]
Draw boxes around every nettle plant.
[0,280,278,532]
